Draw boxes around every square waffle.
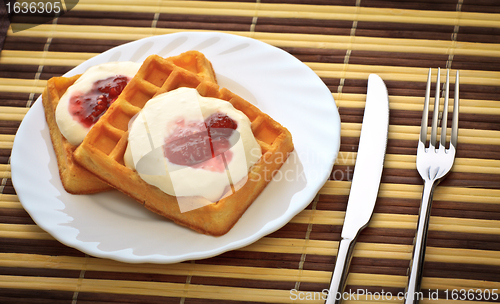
[42,51,217,194]
[74,54,294,236]
[42,75,112,194]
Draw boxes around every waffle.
[42,51,217,194]
[42,75,112,194]
[74,54,294,236]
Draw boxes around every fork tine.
[440,69,450,147]
[420,68,432,145]
[451,70,460,148]
[430,68,441,148]
[406,68,459,304]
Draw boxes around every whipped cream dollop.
[124,87,262,203]
[55,61,141,145]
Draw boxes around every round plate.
[11,32,340,263]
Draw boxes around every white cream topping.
[124,87,262,204]
[55,61,141,145]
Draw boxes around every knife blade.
[325,74,389,304]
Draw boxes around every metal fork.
[404,68,459,304]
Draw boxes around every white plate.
[11,32,340,263]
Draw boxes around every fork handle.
[404,179,438,304]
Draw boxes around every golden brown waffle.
[74,54,294,236]
[42,75,112,194]
[169,50,217,83]
[42,51,217,194]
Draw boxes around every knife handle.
[325,237,356,304]
[404,179,438,304]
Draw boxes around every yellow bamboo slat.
[0,273,498,304]
[0,106,30,114]
[0,231,53,240]
[0,135,15,142]
[256,33,500,58]
[333,93,500,116]
[7,24,500,58]
[0,194,19,203]
[422,277,500,291]
[0,85,44,94]
[320,181,500,204]
[9,23,162,40]
[335,152,500,175]
[0,106,29,121]
[340,122,500,146]
[0,114,25,121]
[0,275,292,303]
[0,275,80,294]
[312,62,500,80]
[0,78,47,94]
[0,50,95,61]
[0,252,330,283]
[0,78,47,87]
[309,63,500,86]
[0,224,54,240]
[0,200,22,209]
[291,210,500,235]
[247,239,500,266]
[0,135,15,150]
[0,223,47,234]
[0,58,85,68]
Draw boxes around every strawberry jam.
[164,113,238,172]
[68,75,130,128]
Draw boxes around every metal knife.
[325,74,389,304]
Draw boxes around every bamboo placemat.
[1,0,500,303]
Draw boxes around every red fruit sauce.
[164,113,238,172]
[68,75,130,128]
